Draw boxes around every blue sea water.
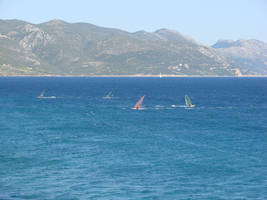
[0,77,266,199]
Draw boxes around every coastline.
[1,74,267,78]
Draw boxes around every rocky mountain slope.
[0,19,266,76]
[212,39,267,75]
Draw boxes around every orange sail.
[133,95,145,110]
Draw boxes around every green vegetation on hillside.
[0,19,266,76]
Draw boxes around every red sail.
[133,95,145,110]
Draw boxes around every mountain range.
[0,19,266,76]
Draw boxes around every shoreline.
[1,74,267,78]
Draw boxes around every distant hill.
[212,39,267,75]
[0,19,266,76]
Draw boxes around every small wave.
[171,105,186,108]
[154,105,165,109]
[131,107,146,110]
[155,105,164,107]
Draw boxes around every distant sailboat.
[133,95,145,110]
[185,94,195,108]
[38,90,45,98]
[37,90,56,99]
[159,73,162,78]
[103,91,113,99]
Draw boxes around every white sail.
[103,91,113,99]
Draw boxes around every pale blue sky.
[0,0,266,45]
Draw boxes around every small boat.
[159,73,162,78]
[103,91,113,99]
[133,95,145,110]
[185,94,195,108]
[38,90,45,98]
[37,90,56,99]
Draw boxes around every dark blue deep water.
[0,77,267,199]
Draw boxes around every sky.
[0,0,266,45]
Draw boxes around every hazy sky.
[0,0,266,45]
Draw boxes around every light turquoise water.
[0,77,266,199]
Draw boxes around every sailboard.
[185,94,195,108]
[37,90,56,99]
[103,91,113,99]
[133,95,145,110]
[38,90,45,98]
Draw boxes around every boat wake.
[171,104,186,108]
[37,96,56,99]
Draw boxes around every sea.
[0,77,266,200]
